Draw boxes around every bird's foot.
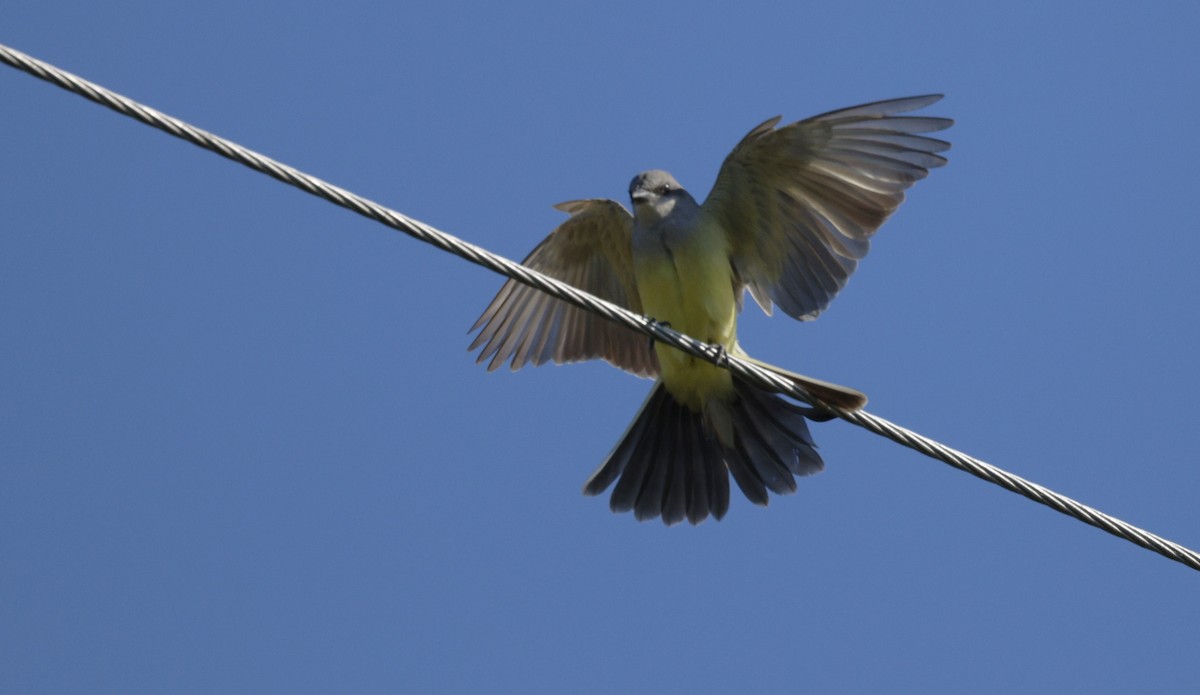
[711,344,731,368]
[646,319,670,351]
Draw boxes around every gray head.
[629,170,695,224]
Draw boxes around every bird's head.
[629,170,693,224]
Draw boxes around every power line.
[3,42,1196,572]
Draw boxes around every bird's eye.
[656,184,671,195]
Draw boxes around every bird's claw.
[711,344,730,368]
[646,318,670,351]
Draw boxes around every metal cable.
[3,42,1197,572]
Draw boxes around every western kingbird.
[470,95,951,525]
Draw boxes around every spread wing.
[703,94,952,321]
[469,199,659,377]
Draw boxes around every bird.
[469,95,952,525]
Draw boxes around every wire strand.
[3,42,1197,572]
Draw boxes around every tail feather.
[584,379,825,525]
[699,425,730,522]
[734,379,824,477]
[583,388,658,496]
[733,413,797,496]
[661,405,690,525]
[724,442,770,507]
[608,402,661,514]
[633,402,673,522]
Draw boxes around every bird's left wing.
[703,95,952,321]
[469,198,659,377]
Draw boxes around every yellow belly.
[634,219,738,411]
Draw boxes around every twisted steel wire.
[3,42,1197,571]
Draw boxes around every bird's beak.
[631,190,651,204]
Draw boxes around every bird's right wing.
[469,198,659,378]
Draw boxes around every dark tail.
[583,379,826,525]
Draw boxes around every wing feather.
[469,199,658,377]
[703,95,952,321]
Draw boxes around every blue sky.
[3,2,1199,693]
